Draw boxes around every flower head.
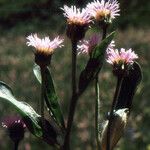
[86,0,120,23]
[61,5,91,26]
[2,116,26,143]
[26,34,64,66]
[107,48,138,76]
[61,5,92,41]
[106,48,138,65]
[26,34,64,56]
[77,34,101,55]
[78,34,115,56]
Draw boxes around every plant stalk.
[40,66,46,127]
[63,40,78,150]
[95,76,101,150]
[95,25,107,149]
[106,76,124,150]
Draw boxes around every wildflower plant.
[0,0,142,150]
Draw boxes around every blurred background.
[0,0,150,149]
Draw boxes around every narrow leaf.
[33,64,65,128]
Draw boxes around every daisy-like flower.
[2,116,26,143]
[61,5,92,41]
[77,34,101,55]
[62,5,91,26]
[78,34,115,56]
[27,34,64,56]
[26,34,64,66]
[106,48,138,65]
[86,0,120,23]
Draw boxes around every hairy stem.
[95,76,101,150]
[106,76,124,150]
[95,25,107,149]
[63,40,78,150]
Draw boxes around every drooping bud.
[2,116,26,144]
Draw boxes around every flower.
[78,34,115,56]
[26,34,64,56]
[61,5,92,41]
[77,34,101,55]
[61,5,91,26]
[26,34,64,66]
[86,0,120,23]
[2,116,26,143]
[106,48,138,65]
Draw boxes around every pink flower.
[106,48,138,65]
[26,34,64,55]
[2,116,26,129]
[61,5,92,25]
[2,116,26,142]
[78,34,115,55]
[77,34,101,55]
[86,0,120,22]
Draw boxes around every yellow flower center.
[95,9,110,21]
[37,47,54,56]
[67,18,86,26]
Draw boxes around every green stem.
[106,76,124,150]
[95,76,101,150]
[63,40,78,150]
[40,66,46,127]
[95,24,107,150]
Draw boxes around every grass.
[0,25,150,150]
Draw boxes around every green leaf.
[100,108,129,150]
[0,81,61,146]
[91,31,115,59]
[115,62,142,111]
[0,81,42,137]
[33,64,65,128]
[79,32,115,93]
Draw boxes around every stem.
[63,40,78,150]
[102,26,107,40]
[95,76,101,150]
[14,141,19,150]
[40,66,46,127]
[106,76,124,150]
[71,40,77,96]
[95,25,107,150]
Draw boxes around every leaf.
[115,62,142,111]
[91,31,115,59]
[0,81,61,146]
[100,108,129,150]
[78,32,115,93]
[0,81,42,137]
[33,64,65,128]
